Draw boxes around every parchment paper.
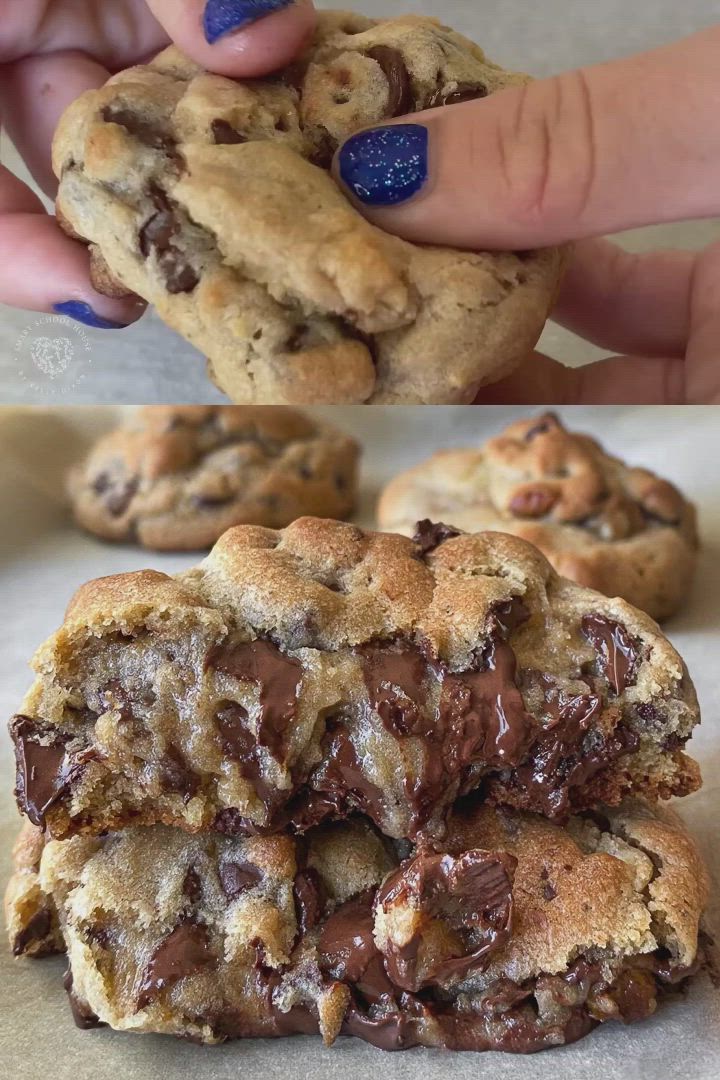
[0,405,718,1079]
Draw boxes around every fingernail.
[202,0,294,44]
[338,124,429,208]
[53,301,128,330]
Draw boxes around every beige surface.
[0,404,719,1077]
[0,0,718,402]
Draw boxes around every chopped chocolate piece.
[208,640,302,759]
[137,920,216,1009]
[413,519,461,555]
[63,968,106,1030]
[427,83,488,108]
[315,726,386,824]
[359,643,430,738]
[375,850,516,990]
[139,192,198,294]
[581,615,639,694]
[104,476,139,518]
[293,867,325,933]
[101,107,176,153]
[308,130,339,169]
[509,485,559,519]
[211,119,248,145]
[182,867,202,905]
[11,716,71,828]
[12,908,53,957]
[215,702,283,812]
[158,745,198,801]
[190,492,235,510]
[219,860,263,900]
[365,47,415,117]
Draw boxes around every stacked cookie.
[6,518,710,1052]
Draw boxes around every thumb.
[144,0,316,78]
[334,27,720,250]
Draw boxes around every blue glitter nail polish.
[203,0,294,44]
[338,124,429,208]
[53,301,127,330]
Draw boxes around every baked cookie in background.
[68,406,359,550]
[10,519,700,844]
[378,413,698,621]
[6,801,710,1051]
[52,12,565,405]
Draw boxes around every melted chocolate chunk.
[365,47,415,117]
[219,860,263,900]
[63,968,106,1030]
[208,640,302,759]
[359,644,430,737]
[137,920,216,1009]
[314,725,386,824]
[11,716,72,827]
[190,492,236,510]
[581,615,640,694]
[104,475,140,518]
[524,412,562,441]
[158,745,198,801]
[211,119,248,145]
[101,107,176,153]
[427,83,488,108]
[293,868,324,934]
[412,519,461,555]
[12,908,53,957]
[509,485,559,519]
[319,891,390,994]
[139,189,199,295]
[375,850,516,991]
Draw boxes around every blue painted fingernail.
[338,124,429,208]
[53,301,127,330]
[202,0,294,44]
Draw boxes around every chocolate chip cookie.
[68,406,359,550]
[52,12,565,404]
[10,518,700,843]
[378,413,698,620]
[7,801,709,1051]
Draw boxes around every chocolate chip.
[104,475,140,518]
[365,47,415,117]
[359,644,430,738]
[318,891,385,987]
[308,129,339,169]
[102,107,176,154]
[581,615,639,694]
[427,83,488,108]
[524,413,562,441]
[412,519,461,555]
[137,920,216,1009]
[63,968,106,1030]
[211,119,248,145]
[219,861,263,900]
[138,191,199,295]
[190,492,235,510]
[315,725,386,825]
[207,640,302,759]
[11,716,71,828]
[159,745,198,802]
[509,485,559,519]
[12,908,52,957]
[293,868,324,933]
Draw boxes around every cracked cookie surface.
[378,413,699,620]
[68,406,359,550]
[52,12,565,404]
[7,801,709,1051]
[9,518,700,843]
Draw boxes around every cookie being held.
[52,12,565,404]
[378,413,698,620]
[68,406,359,550]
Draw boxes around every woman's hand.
[333,26,720,403]
[0,0,315,328]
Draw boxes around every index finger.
[145,0,316,78]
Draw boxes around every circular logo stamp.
[15,314,93,394]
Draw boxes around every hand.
[333,27,720,403]
[0,0,315,329]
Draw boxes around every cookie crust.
[52,13,565,404]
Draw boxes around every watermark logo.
[16,314,93,394]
